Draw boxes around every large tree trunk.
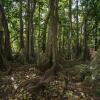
[0,4,5,66]
[47,0,58,65]
[0,4,12,60]
[0,5,11,73]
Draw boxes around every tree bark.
[0,3,12,60]
[19,0,24,49]
[94,18,98,51]
[83,8,90,61]
[42,13,50,53]
[76,0,80,57]
[47,0,58,65]
[26,0,37,63]
[67,0,72,59]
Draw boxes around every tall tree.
[19,0,24,49]
[0,3,11,73]
[75,0,80,57]
[42,13,50,53]
[94,17,98,51]
[26,0,37,63]
[67,0,72,59]
[47,0,58,65]
[83,4,90,61]
[0,3,12,60]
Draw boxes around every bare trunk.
[94,18,98,51]
[19,0,24,49]
[26,0,36,63]
[76,0,80,57]
[83,10,90,61]
[68,0,72,59]
[42,13,50,53]
[47,0,58,65]
[0,4,12,60]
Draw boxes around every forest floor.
[0,62,100,100]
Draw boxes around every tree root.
[13,63,62,98]
[13,58,80,98]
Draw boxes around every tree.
[82,2,90,61]
[0,3,11,73]
[19,0,24,50]
[0,3,12,60]
[25,0,37,63]
[75,0,80,57]
[67,0,72,59]
[47,0,58,65]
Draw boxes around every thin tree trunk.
[26,0,37,63]
[76,0,80,57]
[83,10,90,61]
[94,18,98,51]
[19,0,24,49]
[26,0,30,62]
[68,0,72,59]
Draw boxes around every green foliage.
[1,0,99,54]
